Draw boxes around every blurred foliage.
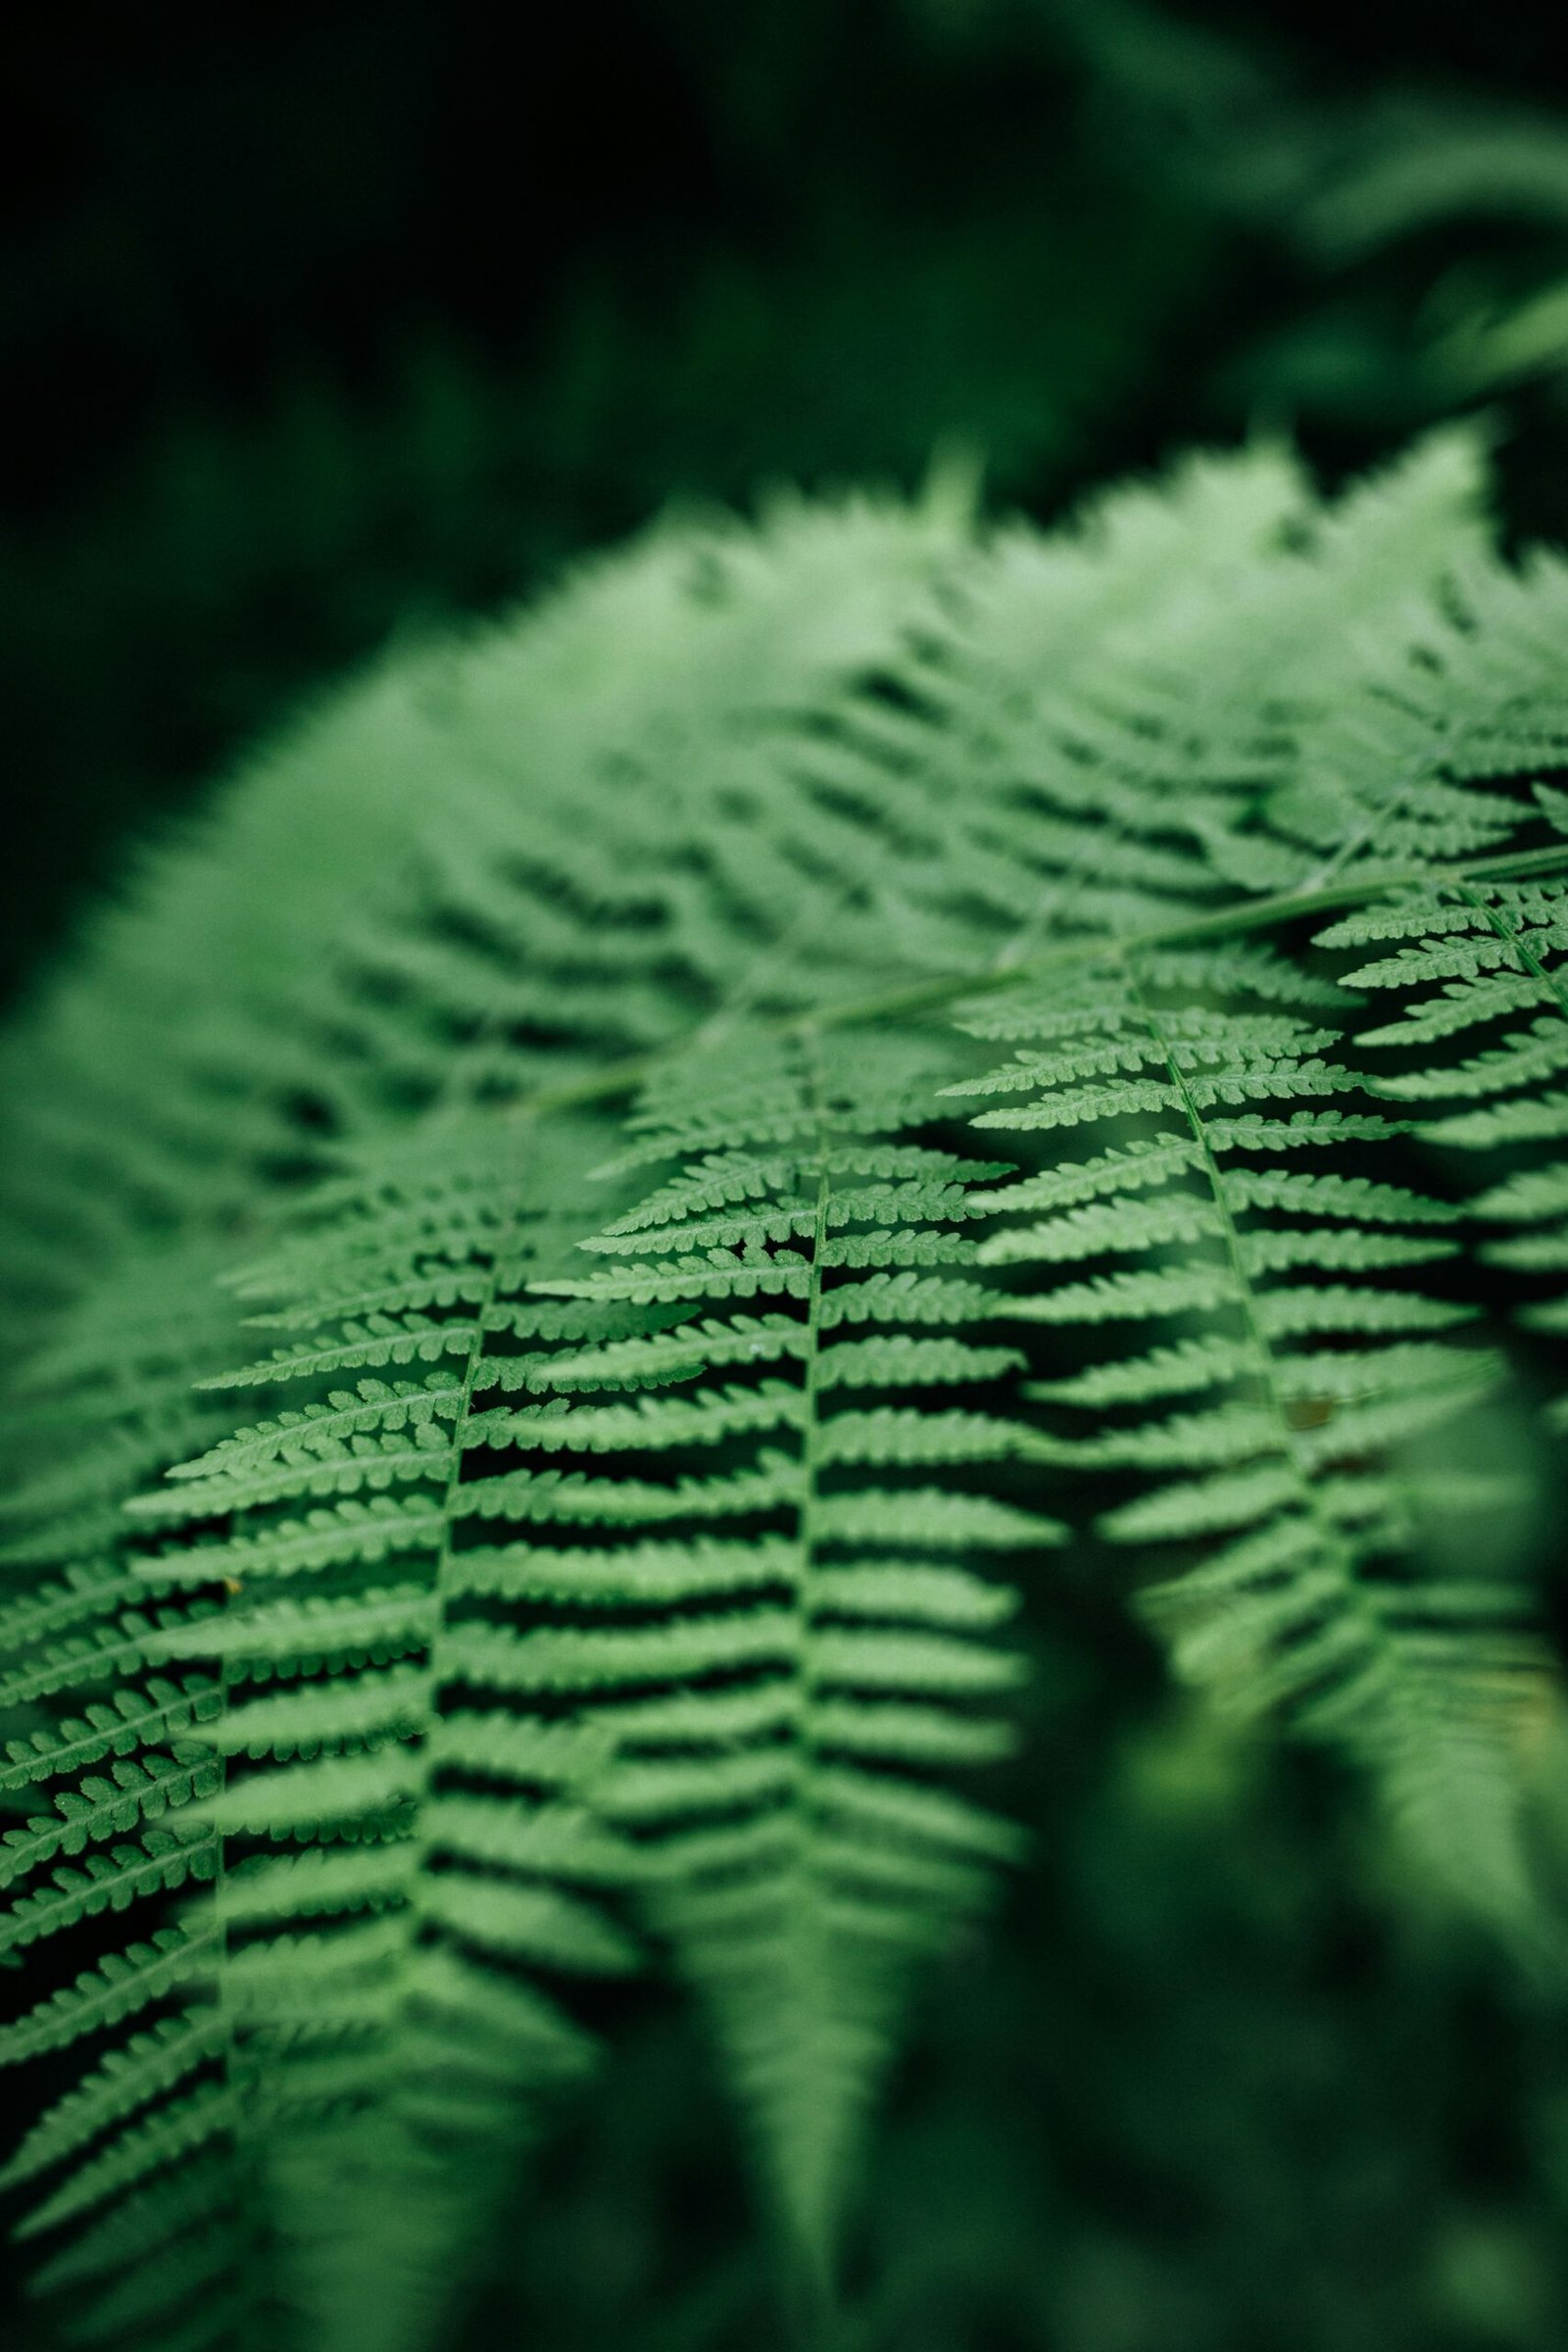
[1029,0,1568,497]
[8,3,1568,2348]
[0,0,1213,1005]
[491,1679,1568,2352]
[0,186,1201,1003]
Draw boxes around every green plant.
[4,425,1568,2352]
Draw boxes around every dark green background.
[9,0,1564,1015]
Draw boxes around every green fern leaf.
[1330,878,1568,1419]
[954,943,1550,1936]
[521,1029,1054,2275]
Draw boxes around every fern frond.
[952,943,1550,1936]
[1328,878,1568,1417]
[517,1027,1053,2274]
[88,1119,652,2352]
[7,429,1568,2344]
[0,1239,297,2345]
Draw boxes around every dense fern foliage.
[5,426,1568,2351]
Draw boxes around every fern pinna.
[4,427,1568,2351]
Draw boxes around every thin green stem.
[503,841,1568,1127]
[805,843,1568,1034]
[1131,969,1409,1713]
[1139,985,1326,1500]
[780,2252,844,2352]
[792,1146,832,1779]
[393,1194,515,1921]
[1459,881,1568,1022]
